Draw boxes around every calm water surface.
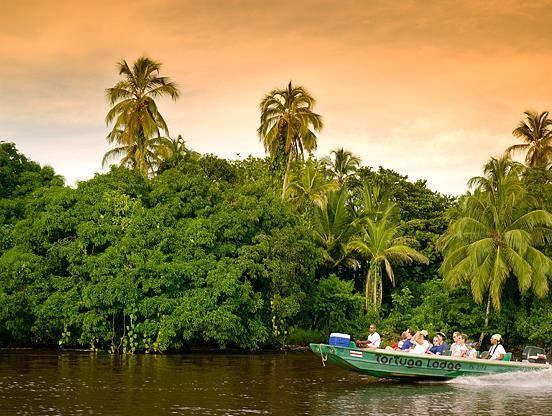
[1,350,551,415]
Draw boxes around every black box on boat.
[522,346,547,364]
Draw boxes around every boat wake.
[447,367,552,389]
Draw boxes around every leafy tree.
[257,82,323,196]
[103,57,180,175]
[439,156,552,341]
[310,275,365,335]
[312,187,357,269]
[0,150,325,351]
[0,142,63,226]
[382,279,485,343]
[284,159,338,212]
[348,187,428,311]
[352,183,396,223]
[506,110,552,168]
[322,147,361,185]
[157,135,200,172]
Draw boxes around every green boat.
[310,343,550,381]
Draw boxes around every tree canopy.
[3,60,552,353]
[103,57,180,175]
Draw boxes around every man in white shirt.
[487,333,506,360]
[356,324,381,349]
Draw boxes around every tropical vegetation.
[2,57,552,353]
[506,110,552,168]
[439,156,552,342]
[257,82,323,196]
[103,57,180,175]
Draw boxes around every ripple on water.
[1,351,552,416]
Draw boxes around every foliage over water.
[1,142,552,352]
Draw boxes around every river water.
[1,350,551,415]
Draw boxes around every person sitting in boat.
[399,328,414,351]
[428,332,448,355]
[408,330,430,354]
[467,341,480,359]
[355,324,381,349]
[385,331,408,351]
[449,331,461,356]
[438,332,449,350]
[397,331,408,349]
[485,334,506,360]
[451,333,469,358]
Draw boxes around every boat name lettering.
[376,355,462,371]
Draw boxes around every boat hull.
[310,343,550,380]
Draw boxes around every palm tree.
[161,135,200,164]
[257,82,323,196]
[104,56,180,175]
[352,183,396,223]
[348,187,428,311]
[439,156,552,342]
[164,135,187,161]
[322,148,361,185]
[506,111,552,168]
[285,159,339,211]
[312,187,357,268]
[102,132,170,172]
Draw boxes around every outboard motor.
[521,346,547,364]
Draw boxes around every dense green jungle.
[2,58,552,353]
[2,140,552,353]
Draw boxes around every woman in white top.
[449,331,461,356]
[467,341,480,359]
[451,333,469,358]
[408,330,430,354]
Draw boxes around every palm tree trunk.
[281,149,294,198]
[281,119,294,198]
[378,267,383,308]
[479,294,492,344]
[365,269,371,311]
[372,264,378,309]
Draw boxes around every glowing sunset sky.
[1,0,551,194]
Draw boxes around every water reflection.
[0,350,550,415]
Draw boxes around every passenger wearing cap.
[408,330,430,354]
[486,334,506,360]
[428,332,449,355]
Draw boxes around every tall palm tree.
[257,82,323,197]
[506,111,552,168]
[312,187,358,268]
[348,187,428,311]
[104,56,180,175]
[322,148,361,185]
[285,159,339,211]
[439,156,552,342]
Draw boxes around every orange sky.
[1,0,552,194]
